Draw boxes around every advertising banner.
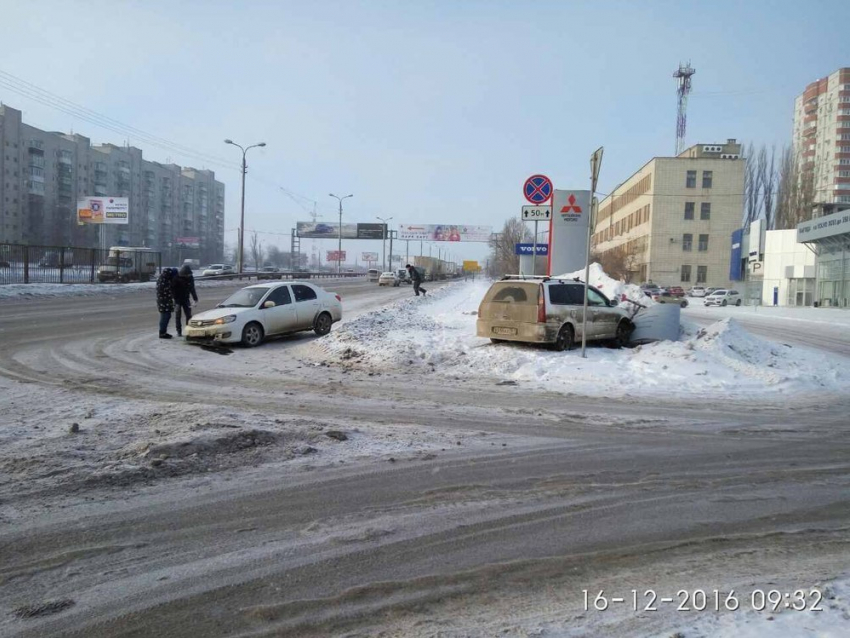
[397,224,492,242]
[548,189,590,275]
[515,243,549,256]
[730,229,743,281]
[361,252,378,262]
[77,197,129,225]
[298,222,358,239]
[463,260,481,271]
[175,237,200,249]
[356,223,387,239]
[326,250,346,262]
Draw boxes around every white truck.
[98,247,158,283]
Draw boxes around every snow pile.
[0,278,262,300]
[312,282,849,399]
[553,262,650,307]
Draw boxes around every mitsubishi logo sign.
[560,194,582,215]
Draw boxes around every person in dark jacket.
[156,268,177,339]
[406,264,427,297]
[172,264,199,337]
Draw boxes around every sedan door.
[261,285,298,335]
[292,284,321,329]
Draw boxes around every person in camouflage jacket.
[156,268,177,339]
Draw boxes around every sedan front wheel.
[241,322,264,348]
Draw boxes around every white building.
[761,230,816,306]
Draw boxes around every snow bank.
[311,282,850,400]
[0,278,265,300]
[553,262,650,307]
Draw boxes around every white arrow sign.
[522,205,552,221]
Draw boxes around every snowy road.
[1,281,849,637]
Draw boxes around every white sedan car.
[378,271,399,287]
[704,289,742,307]
[185,282,342,347]
[202,264,235,277]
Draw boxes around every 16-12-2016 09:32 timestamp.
[583,588,825,613]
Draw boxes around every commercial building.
[591,140,744,288]
[0,104,225,263]
[796,206,850,308]
[792,67,850,206]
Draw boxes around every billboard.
[356,223,387,239]
[548,189,590,276]
[296,222,387,239]
[175,236,200,249]
[463,260,481,271]
[730,229,743,281]
[361,252,378,262]
[397,224,492,242]
[77,197,129,225]
[326,250,346,262]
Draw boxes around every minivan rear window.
[485,283,537,303]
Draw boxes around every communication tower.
[673,62,696,155]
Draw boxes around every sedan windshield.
[218,288,269,308]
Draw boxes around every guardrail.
[196,271,366,282]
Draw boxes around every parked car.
[652,291,689,307]
[202,264,235,277]
[704,289,742,307]
[688,286,707,297]
[705,287,722,295]
[257,266,282,280]
[185,281,342,347]
[667,286,685,298]
[477,277,634,351]
[378,271,400,287]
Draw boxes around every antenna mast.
[673,62,695,155]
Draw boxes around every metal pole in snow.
[532,219,538,276]
[581,147,604,359]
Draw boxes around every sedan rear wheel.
[241,322,264,347]
[736,299,742,306]
[314,312,333,336]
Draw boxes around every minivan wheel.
[241,322,264,347]
[552,324,575,352]
[611,321,631,348]
[314,312,333,336]
[721,300,728,307]
[735,299,742,306]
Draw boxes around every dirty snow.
[310,280,850,399]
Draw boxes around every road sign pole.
[532,220,538,276]
[581,147,604,359]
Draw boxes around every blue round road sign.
[524,174,553,204]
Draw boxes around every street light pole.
[224,139,266,276]
[377,216,393,272]
[329,193,353,275]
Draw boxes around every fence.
[0,244,161,285]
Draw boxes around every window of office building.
[700,202,711,220]
[697,266,707,283]
[684,202,695,220]
[681,265,691,282]
[682,233,693,251]
[698,234,709,251]
[686,170,697,188]
[702,170,713,188]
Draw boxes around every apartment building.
[0,104,225,263]
[792,67,850,206]
[591,140,744,288]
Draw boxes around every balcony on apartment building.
[27,139,44,153]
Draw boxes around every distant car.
[705,287,721,295]
[641,283,660,297]
[667,286,685,298]
[257,266,282,280]
[477,277,634,351]
[688,286,707,297]
[185,281,342,347]
[202,264,235,277]
[652,291,689,307]
[704,289,742,307]
[378,271,400,287]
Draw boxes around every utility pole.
[224,139,266,275]
[329,193,353,275]
[377,216,393,271]
[581,147,604,359]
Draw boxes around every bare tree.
[775,147,815,230]
[743,142,760,229]
[487,219,531,277]
[756,146,778,230]
[266,245,285,267]
[249,231,263,269]
[591,239,643,283]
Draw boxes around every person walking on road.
[172,264,199,337]
[406,264,427,297]
[156,268,177,339]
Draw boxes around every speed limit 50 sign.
[522,205,552,221]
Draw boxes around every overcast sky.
[2,0,848,264]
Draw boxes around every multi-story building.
[792,67,850,206]
[0,104,225,263]
[591,140,744,288]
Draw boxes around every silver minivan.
[477,277,633,351]
[704,289,741,306]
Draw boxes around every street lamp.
[329,193,353,274]
[376,216,393,272]
[224,139,266,275]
